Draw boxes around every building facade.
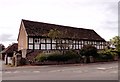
[17,19,106,62]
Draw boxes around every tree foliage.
[110,36,120,55]
[0,44,5,51]
[80,45,98,57]
[48,29,61,39]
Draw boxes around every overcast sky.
[0,0,119,47]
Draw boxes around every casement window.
[46,44,51,49]
[35,43,39,49]
[41,39,45,43]
[29,38,33,43]
[76,45,79,49]
[97,45,99,49]
[73,45,76,49]
[41,44,46,49]
[79,45,82,49]
[69,45,73,49]
[76,41,78,44]
[46,39,51,43]
[84,41,88,45]
[52,39,56,43]
[96,42,100,45]
[66,40,69,43]
[101,45,104,49]
[79,41,81,44]
[62,40,66,43]
[73,40,75,43]
[81,41,83,44]
[52,44,56,49]
[29,45,33,49]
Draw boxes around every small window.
[46,39,51,43]
[46,44,51,49]
[35,39,37,43]
[52,44,56,49]
[41,44,46,49]
[69,45,73,49]
[35,44,39,49]
[29,38,33,43]
[34,38,40,43]
[41,39,45,43]
[52,39,56,43]
[29,45,33,49]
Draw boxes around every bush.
[80,45,98,57]
[80,45,98,63]
[35,50,80,63]
[64,50,80,60]
[35,53,48,62]
[97,49,117,62]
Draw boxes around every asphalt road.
[1,61,118,80]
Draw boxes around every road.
[1,61,118,80]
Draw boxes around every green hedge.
[35,50,80,63]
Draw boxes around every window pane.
[52,39,56,43]
[97,46,99,49]
[41,44,45,49]
[46,44,51,49]
[29,38,33,43]
[73,45,76,49]
[62,40,65,43]
[79,45,81,49]
[69,45,72,49]
[73,40,75,43]
[76,45,79,49]
[46,39,51,43]
[35,44,39,49]
[66,40,69,43]
[41,39,45,43]
[29,45,33,49]
[52,44,56,49]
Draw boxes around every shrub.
[35,53,48,62]
[80,45,98,57]
[97,49,117,62]
[35,50,80,63]
[79,45,98,63]
[64,50,80,60]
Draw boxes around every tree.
[48,29,69,50]
[110,36,120,51]
[110,36,120,57]
[80,45,98,63]
[0,44,5,52]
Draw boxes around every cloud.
[0,34,16,42]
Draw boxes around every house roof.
[21,19,105,41]
[1,43,18,54]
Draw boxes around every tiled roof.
[22,19,105,41]
[1,43,18,54]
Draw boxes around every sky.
[0,0,119,47]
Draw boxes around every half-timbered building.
[17,19,106,62]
